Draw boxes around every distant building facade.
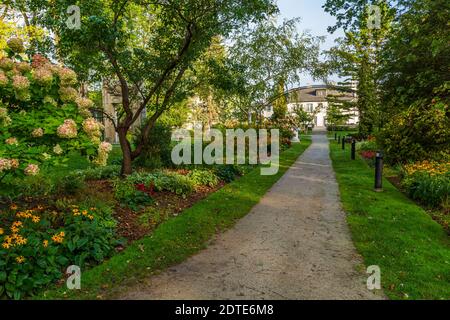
[263,84,359,128]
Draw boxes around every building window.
[307,103,314,112]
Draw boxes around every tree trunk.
[118,127,133,176]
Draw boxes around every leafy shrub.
[54,172,86,195]
[0,204,116,299]
[378,97,450,164]
[213,165,239,182]
[133,123,173,169]
[112,179,153,211]
[188,169,219,188]
[356,137,378,153]
[327,125,358,131]
[0,40,112,183]
[81,165,121,180]
[127,171,194,197]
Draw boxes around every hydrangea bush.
[0,38,111,181]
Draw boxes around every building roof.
[287,85,355,104]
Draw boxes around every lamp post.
[374,151,384,192]
[351,139,356,160]
[342,135,346,150]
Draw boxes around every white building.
[263,85,359,128]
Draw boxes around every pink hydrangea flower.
[93,142,113,166]
[0,71,8,86]
[57,119,78,138]
[0,158,12,173]
[24,164,40,176]
[32,67,53,86]
[12,75,30,91]
[0,57,14,71]
[32,128,44,138]
[53,144,63,155]
[31,54,50,69]
[16,62,31,73]
[59,86,78,103]
[5,137,18,145]
[58,68,77,86]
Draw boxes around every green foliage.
[188,169,219,188]
[0,205,116,299]
[0,41,111,184]
[80,165,121,180]
[378,96,450,164]
[229,18,321,122]
[356,140,378,152]
[33,0,277,175]
[402,172,450,210]
[209,165,241,183]
[380,0,450,112]
[112,179,153,211]
[36,138,312,300]
[133,123,173,170]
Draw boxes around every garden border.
[37,138,312,299]
[329,134,450,300]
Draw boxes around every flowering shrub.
[0,204,116,299]
[360,151,376,160]
[401,161,450,210]
[0,38,111,182]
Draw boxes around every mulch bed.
[86,180,227,245]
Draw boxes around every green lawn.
[37,137,312,299]
[329,137,450,300]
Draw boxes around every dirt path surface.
[121,131,382,300]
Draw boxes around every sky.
[277,0,344,86]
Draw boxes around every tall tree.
[32,0,277,174]
[229,17,321,124]
[325,0,394,134]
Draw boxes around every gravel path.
[121,131,382,300]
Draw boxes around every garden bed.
[34,139,311,299]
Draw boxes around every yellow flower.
[15,236,27,245]
[51,232,64,244]
[43,240,48,248]
[59,231,65,237]
[87,215,94,220]
[2,242,11,249]
[16,256,25,264]
[10,204,18,210]
[0,228,3,235]
[32,215,40,223]
[12,221,23,228]
[82,210,88,216]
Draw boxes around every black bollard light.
[351,139,356,160]
[342,135,346,150]
[338,135,341,144]
[335,133,337,141]
[374,151,384,192]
